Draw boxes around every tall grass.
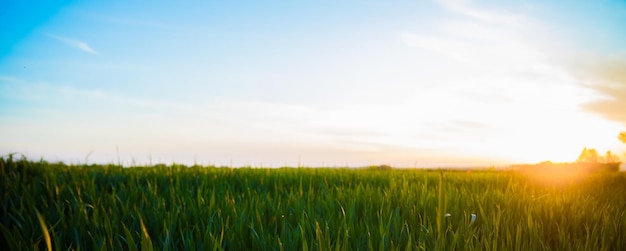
[1,156,626,250]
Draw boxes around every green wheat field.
[2,156,626,250]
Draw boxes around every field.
[2,156,626,250]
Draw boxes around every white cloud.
[435,0,527,26]
[393,0,626,163]
[47,33,98,54]
[401,32,471,64]
[402,19,543,68]
[78,11,171,29]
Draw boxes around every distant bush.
[366,164,392,171]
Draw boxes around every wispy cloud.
[47,33,98,54]
[427,0,626,130]
[401,32,471,64]
[403,1,540,66]
[394,0,626,161]
[76,11,171,29]
[579,53,626,127]
[435,0,527,26]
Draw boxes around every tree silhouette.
[604,150,620,163]
[577,147,601,163]
[619,131,626,144]
[577,147,621,164]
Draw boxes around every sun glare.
[521,164,588,185]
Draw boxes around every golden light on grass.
[517,162,589,186]
[516,158,622,186]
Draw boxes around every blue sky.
[1,0,626,167]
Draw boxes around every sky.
[1,0,626,167]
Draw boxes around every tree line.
[576,131,626,164]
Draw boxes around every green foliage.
[2,157,626,250]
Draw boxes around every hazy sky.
[2,0,626,167]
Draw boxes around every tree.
[577,147,601,163]
[604,150,621,163]
[576,147,621,164]
[619,131,626,144]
